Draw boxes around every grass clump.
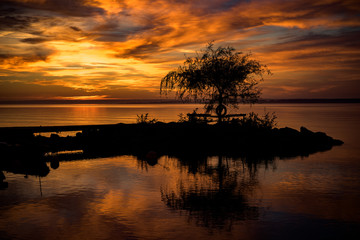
[136,113,158,124]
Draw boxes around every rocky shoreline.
[1,122,343,160]
[0,122,344,177]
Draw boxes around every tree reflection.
[159,155,266,230]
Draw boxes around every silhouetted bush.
[236,112,277,129]
[136,113,158,124]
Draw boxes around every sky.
[0,0,359,101]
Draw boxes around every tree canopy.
[160,43,270,116]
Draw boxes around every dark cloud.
[92,17,155,42]
[295,30,360,49]
[288,52,360,70]
[0,47,55,64]
[115,42,162,59]
[259,29,360,54]
[0,1,24,15]
[0,15,40,31]
[137,0,248,15]
[70,26,81,32]
[21,37,50,44]
[95,32,131,42]
[0,1,101,41]
[37,0,105,17]
[262,77,360,99]
[0,53,48,63]
[1,0,105,18]
[257,0,360,22]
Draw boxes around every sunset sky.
[0,0,359,101]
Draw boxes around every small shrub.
[239,112,277,129]
[177,113,189,123]
[136,113,158,124]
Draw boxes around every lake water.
[1,103,360,239]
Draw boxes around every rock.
[278,127,300,137]
[332,139,344,145]
[300,127,314,135]
[50,133,60,139]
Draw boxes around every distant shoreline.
[0,98,359,105]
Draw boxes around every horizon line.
[0,98,360,104]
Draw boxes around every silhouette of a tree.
[160,42,270,121]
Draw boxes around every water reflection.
[132,151,280,230]
[160,156,260,230]
[1,149,359,239]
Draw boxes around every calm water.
[1,103,360,239]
